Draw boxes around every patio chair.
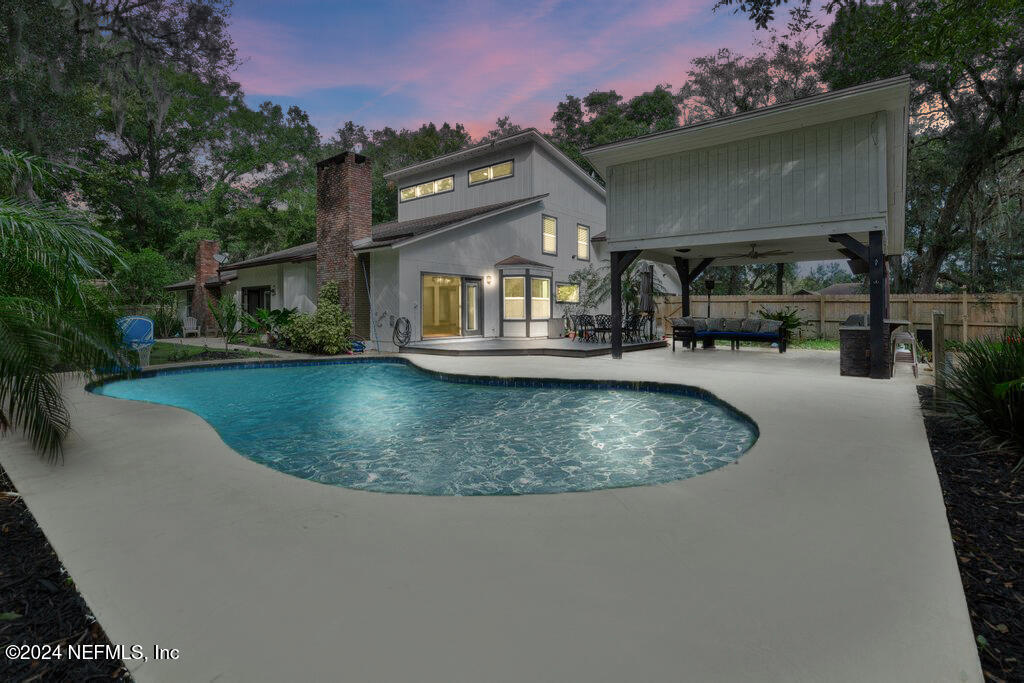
[571,314,585,342]
[890,330,919,378]
[593,314,612,342]
[183,316,199,337]
[575,314,596,343]
[563,312,575,338]
[117,316,155,368]
[623,313,643,343]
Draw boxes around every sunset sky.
[230,0,783,139]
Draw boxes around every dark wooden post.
[933,310,946,398]
[775,263,784,295]
[673,257,690,316]
[868,230,886,379]
[611,249,641,359]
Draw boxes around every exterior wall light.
[486,275,493,285]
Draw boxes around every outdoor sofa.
[670,316,786,353]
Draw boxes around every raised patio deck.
[401,337,666,357]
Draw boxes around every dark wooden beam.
[673,257,690,316]
[868,230,886,379]
[829,233,868,263]
[611,249,642,359]
[690,257,714,282]
[775,262,784,295]
[848,259,869,275]
[672,256,714,318]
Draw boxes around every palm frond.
[0,149,65,193]
[0,297,123,461]
[0,198,117,280]
[0,148,123,461]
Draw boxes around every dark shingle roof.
[164,270,237,291]
[355,194,548,250]
[202,193,548,272]
[591,231,607,242]
[494,255,553,268]
[222,243,317,271]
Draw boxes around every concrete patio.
[0,347,980,682]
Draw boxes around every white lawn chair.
[890,330,919,378]
[183,316,199,337]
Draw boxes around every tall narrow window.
[576,224,590,261]
[531,278,551,320]
[503,276,525,319]
[542,215,557,255]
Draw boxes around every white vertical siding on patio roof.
[607,113,887,243]
[584,76,910,257]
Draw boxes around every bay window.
[531,277,551,320]
[503,276,525,319]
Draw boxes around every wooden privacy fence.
[654,292,1024,341]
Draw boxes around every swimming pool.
[91,360,757,495]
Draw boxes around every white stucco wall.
[282,261,317,313]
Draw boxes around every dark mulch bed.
[918,386,1023,681]
[0,465,131,681]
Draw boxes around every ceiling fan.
[717,243,794,261]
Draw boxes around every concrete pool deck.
[0,348,981,682]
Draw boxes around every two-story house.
[167,128,610,351]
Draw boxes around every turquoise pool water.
[92,361,757,495]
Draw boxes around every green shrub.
[152,299,182,338]
[941,329,1024,467]
[207,296,242,350]
[758,305,809,340]
[282,282,352,355]
[242,307,296,343]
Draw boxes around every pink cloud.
[230,1,772,137]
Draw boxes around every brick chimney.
[316,151,371,329]
[192,239,220,335]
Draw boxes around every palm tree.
[0,150,123,460]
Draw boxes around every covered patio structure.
[583,76,911,378]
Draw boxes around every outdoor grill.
[839,314,904,377]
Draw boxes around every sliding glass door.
[421,274,484,338]
[422,275,461,338]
